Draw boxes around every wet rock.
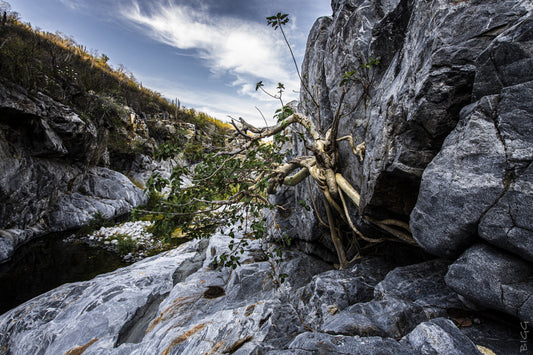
[0,238,208,354]
[0,166,146,263]
[0,232,511,354]
[445,244,533,322]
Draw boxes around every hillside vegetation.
[0,6,231,161]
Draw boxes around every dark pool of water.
[0,232,130,315]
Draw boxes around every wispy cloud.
[142,75,284,127]
[121,1,300,102]
[58,0,85,10]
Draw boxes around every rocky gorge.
[0,81,201,263]
[1,0,533,354]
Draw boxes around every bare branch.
[337,136,365,162]
[255,106,269,128]
[216,113,320,157]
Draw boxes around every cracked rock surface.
[0,230,515,355]
[277,0,533,323]
[277,4,533,326]
[410,12,533,321]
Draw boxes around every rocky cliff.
[0,84,144,262]
[0,82,203,263]
[277,0,533,325]
[0,1,532,354]
[0,16,231,263]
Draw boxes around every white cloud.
[121,1,300,101]
[141,75,285,128]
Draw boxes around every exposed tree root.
[223,109,419,268]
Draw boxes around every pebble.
[80,221,163,262]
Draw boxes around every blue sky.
[10,0,332,126]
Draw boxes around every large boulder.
[446,243,533,323]
[411,17,533,258]
[409,95,507,257]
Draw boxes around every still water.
[0,232,130,315]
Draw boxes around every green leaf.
[299,200,311,211]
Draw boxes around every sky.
[9,0,332,126]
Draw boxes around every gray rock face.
[373,259,462,311]
[279,0,533,322]
[277,0,533,264]
[402,318,482,355]
[479,162,533,262]
[0,84,147,263]
[287,332,415,355]
[300,0,530,220]
[0,231,497,355]
[410,95,507,257]
[49,167,147,231]
[412,40,533,259]
[320,259,463,340]
[446,243,533,323]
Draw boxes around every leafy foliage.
[137,12,413,274]
[267,13,290,30]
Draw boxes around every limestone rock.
[374,259,463,311]
[0,232,483,355]
[322,296,430,339]
[294,257,393,328]
[287,332,415,354]
[410,95,507,257]
[276,0,533,262]
[445,243,533,322]
[402,318,482,355]
[0,238,208,355]
[411,15,533,259]
[0,85,148,263]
